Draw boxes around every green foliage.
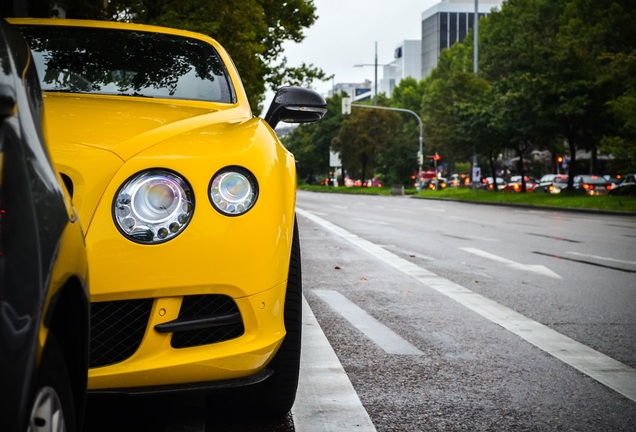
[51,0,330,113]
[284,0,636,184]
[558,0,636,173]
[421,42,491,172]
[332,103,401,182]
[390,77,425,113]
[296,186,636,213]
[413,188,636,212]
[481,0,636,179]
[282,93,346,183]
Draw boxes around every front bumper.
[88,281,287,390]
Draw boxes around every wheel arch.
[45,275,90,425]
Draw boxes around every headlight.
[113,170,194,244]
[209,167,258,216]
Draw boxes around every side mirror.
[264,86,327,130]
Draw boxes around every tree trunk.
[489,152,499,192]
[567,136,577,191]
[516,147,527,193]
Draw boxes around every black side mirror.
[264,86,327,130]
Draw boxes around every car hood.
[43,93,253,229]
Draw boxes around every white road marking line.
[356,218,392,226]
[567,251,636,266]
[313,290,424,356]
[423,206,447,213]
[293,297,377,432]
[383,245,436,260]
[296,207,636,403]
[460,247,562,279]
[468,236,500,242]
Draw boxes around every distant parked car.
[603,174,623,189]
[535,174,568,194]
[504,176,537,192]
[448,174,470,187]
[424,178,447,190]
[608,183,636,196]
[608,174,636,196]
[573,175,612,196]
[480,177,506,191]
[537,173,562,184]
[0,18,90,431]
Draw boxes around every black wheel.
[257,217,303,417]
[28,336,77,432]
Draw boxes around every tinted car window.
[18,25,234,103]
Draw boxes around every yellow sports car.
[11,18,326,416]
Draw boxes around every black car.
[572,174,612,196]
[0,18,90,431]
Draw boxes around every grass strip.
[298,185,636,213]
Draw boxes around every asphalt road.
[295,190,636,431]
[84,191,636,431]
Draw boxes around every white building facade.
[379,40,422,98]
[331,80,373,102]
[332,1,504,101]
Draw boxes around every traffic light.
[557,155,564,164]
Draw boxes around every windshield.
[18,25,234,103]
[578,176,607,185]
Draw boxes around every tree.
[454,85,504,186]
[558,0,636,173]
[479,0,623,189]
[46,0,330,113]
[390,77,425,113]
[282,93,347,183]
[332,106,400,182]
[385,79,426,185]
[421,40,491,174]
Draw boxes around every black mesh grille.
[90,299,153,368]
[171,295,244,349]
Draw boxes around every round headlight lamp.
[209,167,258,216]
[113,170,194,244]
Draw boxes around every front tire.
[258,217,303,417]
[28,337,77,432]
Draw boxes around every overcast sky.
[262,0,440,112]
[287,0,439,90]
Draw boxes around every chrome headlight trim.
[209,166,258,216]
[113,169,194,244]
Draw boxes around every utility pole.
[472,0,479,188]
[354,42,383,106]
[474,0,479,76]
[374,41,378,105]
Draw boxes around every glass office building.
[421,0,503,78]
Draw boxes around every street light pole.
[354,41,384,106]
[374,41,378,105]
[474,0,479,76]
[472,0,479,189]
